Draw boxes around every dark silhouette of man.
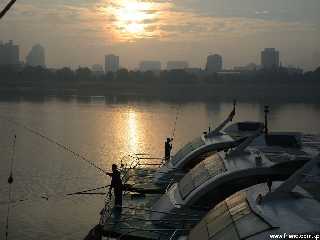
[267,178,272,192]
[107,164,123,207]
[165,138,173,162]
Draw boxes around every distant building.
[206,54,223,73]
[261,48,279,69]
[185,68,204,78]
[105,54,119,73]
[26,44,45,67]
[0,40,19,65]
[167,61,189,70]
[286,65,303,75]
[91,64,104,76]
[234,63,258,72]
[139,61,161,72]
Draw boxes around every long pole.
[0,0,17,19]
[5,135,17,240]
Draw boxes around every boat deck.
[101,194,176,239]
[124,167,165,194]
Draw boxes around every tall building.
[26,44,45,67]
[205,54,223,73]
[0,40,19,65]
[261,48,279,69]
[167,61,189,70]
[139,61,161,72]
[105,54,119,73]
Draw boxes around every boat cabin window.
[238,122,262,131]
[179,154,226,200]
[265,134,301,148]
[188,192,271,240]
[171,137,205,165]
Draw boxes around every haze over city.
[1,0,319,70]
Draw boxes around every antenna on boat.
[0,0,17,19]
[232,99,237,120]
[5,134,16,240]
[264,105,269,135]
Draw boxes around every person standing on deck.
[165,138,173,162]
[106,164,123,207]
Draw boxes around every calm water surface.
[0,97,320,239]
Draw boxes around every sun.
[116,0,151,35]
[126,22,145,34]
[107,0,157,39]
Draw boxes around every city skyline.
[0,0,319,70]
[0,40,307,72]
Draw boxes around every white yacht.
[92,131,320,240]
[150,132,320,225]
[153,105,264,186]
[184,155,320,240]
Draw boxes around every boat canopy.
[189,191,271,240]
[178,154,226,200]
[150,158,306,224]
[171,137,205,165]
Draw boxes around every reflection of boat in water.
[88,124,320,239]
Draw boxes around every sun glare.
[106,0,158,40]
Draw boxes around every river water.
[0,96,320,239]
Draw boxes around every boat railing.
[99,152,164,225]
[99,191,114,226]
[120,153,164,182]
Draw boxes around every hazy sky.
[1,0,319,70]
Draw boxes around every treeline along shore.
[1,65,320,102]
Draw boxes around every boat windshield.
[265,134,301,148]
[188,192,271,240]
[171,137,205,165]
[178,153,226,200]
[238,122,262,131]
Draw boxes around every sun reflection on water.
[127,109,139,154]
